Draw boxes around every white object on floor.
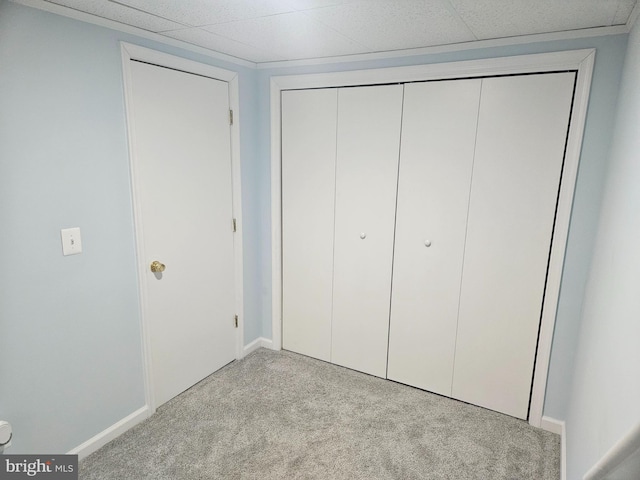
[0,421,12,452]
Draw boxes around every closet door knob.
[360,232,367,239]
[424,240,432,247]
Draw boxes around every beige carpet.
[80,348,560,479]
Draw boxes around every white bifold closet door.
[281,84,403,376]
[387,79,481,396]
[451,72,576,419]
[282,73,576,420]
[281,88,338,361]
[331,85,404,377]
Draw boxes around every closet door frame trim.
[270,49,595,428]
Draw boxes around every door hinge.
[232,218,237,232]
[234,315,238,328]
[229,109,234,125]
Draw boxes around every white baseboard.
[541,416,566,480]
[541,416,564,435]
[242,337,275,356]
[67,405,150,459]
[583,422,640,480]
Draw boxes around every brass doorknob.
[150,261,166,273]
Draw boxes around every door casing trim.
[120,42,244,413]
[270,49,596,428]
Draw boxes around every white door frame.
[270,49,595,428]
[121,42,244,413]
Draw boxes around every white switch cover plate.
[61,227,82,256]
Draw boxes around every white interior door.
[281,88,338,361]
[451,72,576,419]
[331,84,404,378]
[387,79,481,396]
[128,60,237,408]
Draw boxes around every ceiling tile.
[613,0,637,24]
[46,0,185,31]
[161,28,281,62]
[305,0,476,51]
[112,0,297,27]
[448,0,629,39]
[204,12,370,60]
[45,0,639,64]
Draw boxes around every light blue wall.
[257,35,628,421]
[565,19,640,479]
[0,1,259,453]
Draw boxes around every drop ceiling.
[42,0,638,63]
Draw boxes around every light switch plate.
[61,227,82,256]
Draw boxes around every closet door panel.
[331,85,404,378]
[281,88,338,361]
[387,79,481,395]
[452,73,576,419]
